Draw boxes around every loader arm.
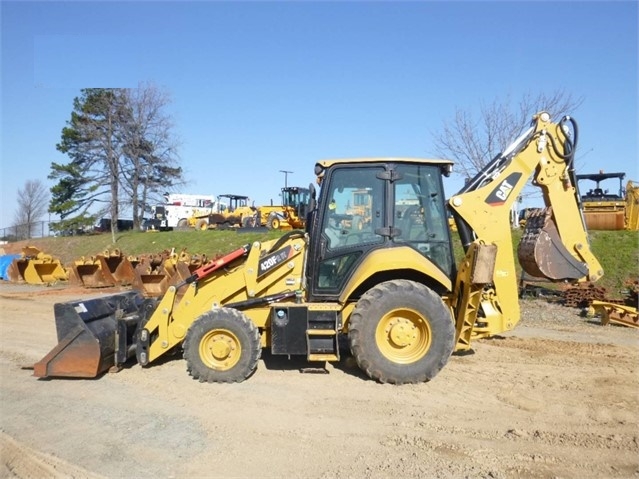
[448,112,603,347]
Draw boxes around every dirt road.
[1,283,637,479]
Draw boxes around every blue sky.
[1,0,637,228]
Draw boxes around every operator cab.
[306,159,454,301]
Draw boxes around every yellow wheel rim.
[375,309,431,364]
[272,218,280,229]
[199,329,241,370]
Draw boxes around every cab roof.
[315,157,454,179]
[316,157,453,169]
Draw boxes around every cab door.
[306,164,387,301]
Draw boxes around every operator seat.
[325,224,342,248]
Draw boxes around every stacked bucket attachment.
[132,249,208,297]
[68,249,136,288]
[6,246,68,284]
[517,207,589,281]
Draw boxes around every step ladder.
[306,312,340,362]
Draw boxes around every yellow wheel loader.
[244,186,311,230]
[34,112,603,384]
[191,194,256,230]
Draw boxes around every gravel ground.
[0,283,637,479]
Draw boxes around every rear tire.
[348,279,454,384]
[242,216,256,228]
[184,308,261,383]
[177,219,189,230]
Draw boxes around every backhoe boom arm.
[448,112,603,344]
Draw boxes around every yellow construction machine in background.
[190,194,256,230]
[243,186,311,230]
[576,171,639,231]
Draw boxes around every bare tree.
[432,91,584,180]
[13,179,49,239]
[120,83,184,229]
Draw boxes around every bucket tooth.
[518,207,588,281]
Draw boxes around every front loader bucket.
[518,207,588,281]
[33,291,144,378]
[24,260,68,284]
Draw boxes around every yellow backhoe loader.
[34,112,602,384]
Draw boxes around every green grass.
[588,230,639,294]
[5,227,638,297]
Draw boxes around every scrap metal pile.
[556,277,638,329]
[2,246,211,298]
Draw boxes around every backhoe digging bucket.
[6,258,27,282]
[70,258,115,288]
[518,207,588,281]
[33,291,145,378]
[134,273,170,297]
[98,250,136,286]
[132,253,172,297]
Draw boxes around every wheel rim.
[272,218,280,229]
[375,309,432,364]
[199,328,242,370]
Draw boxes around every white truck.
[148,193,218,231]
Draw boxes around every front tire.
[183,308,261,383]
[348,279,454,384]
[195,219,208,231]
[266,214,281,230]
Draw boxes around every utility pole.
[279,170,293,189]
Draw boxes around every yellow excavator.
[34,112,602,384]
